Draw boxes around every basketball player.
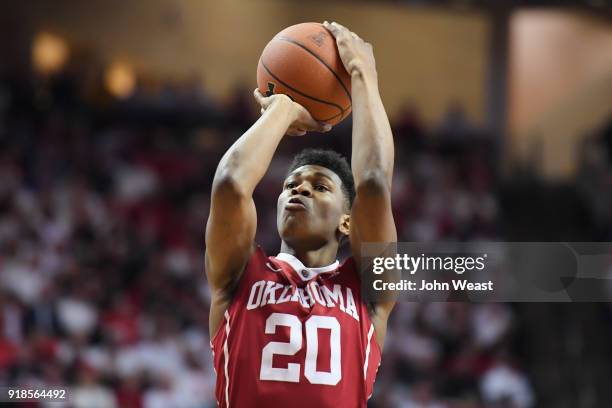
[205,21,396,407]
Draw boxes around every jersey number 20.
[259,313,341,385]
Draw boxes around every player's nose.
[291,183,311,197]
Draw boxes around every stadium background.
[1,0,612,406]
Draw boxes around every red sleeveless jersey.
[210,246,382,407]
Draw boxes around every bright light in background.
[104,61,136,99]
[510,10,612,133]
[32,32,69,75]
[509,10,612,178]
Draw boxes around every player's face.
[277,165,349,248]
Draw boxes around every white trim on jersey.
[367,361,382,400]
[274,252,339,281]
[223,310,231,407]
[363,323,375,380]
[265,262,282,272]
[210,341,217,375]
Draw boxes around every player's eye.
[285,182,296,189]
[315,184,328,192]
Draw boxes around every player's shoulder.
[251,243,268,260]
[244,243,273,269]
[338,254,357,271]
[334,254,361,284]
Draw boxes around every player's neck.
[279,241,338,268]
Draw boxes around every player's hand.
[323,21,377,81]
[253,89,331,136]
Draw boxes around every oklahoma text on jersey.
[210,246,381,407]
[246,279,360,321]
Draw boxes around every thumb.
[301,113,331,132]
[318,122,333,133]
[253,88,267,106]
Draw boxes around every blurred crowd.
[0,70,538,408]
[576,122,612,241]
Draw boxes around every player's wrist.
[268,95,299,125]
[351,63,378,86]
[351,71,380,103]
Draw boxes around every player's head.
[277,148,355,250]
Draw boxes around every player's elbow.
[355,169,390,196]
[211,171,248,200]
[212,150,249,195]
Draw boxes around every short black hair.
[286,148,355,210]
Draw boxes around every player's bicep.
[349,181,397,261]
[350,181,397,329]
[205,180,257,293]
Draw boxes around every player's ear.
[338,213,350,237]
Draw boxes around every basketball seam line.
[273,36,352,104]
[321,110,345,122]
[260,59,345,119]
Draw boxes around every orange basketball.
[257,22,352,126]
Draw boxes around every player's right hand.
[253,88,332,137]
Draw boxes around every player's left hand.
[323,21,377,81]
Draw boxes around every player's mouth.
[285,197,307,211]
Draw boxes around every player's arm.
[324,21,397,347]
[205,90,330,336]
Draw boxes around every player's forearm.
[214,97,294,196]
[350,70,394,189]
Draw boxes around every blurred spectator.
[480,357,534,408]
[394,101,425,151]
[435,101,477,140]
[72,363,118,408]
